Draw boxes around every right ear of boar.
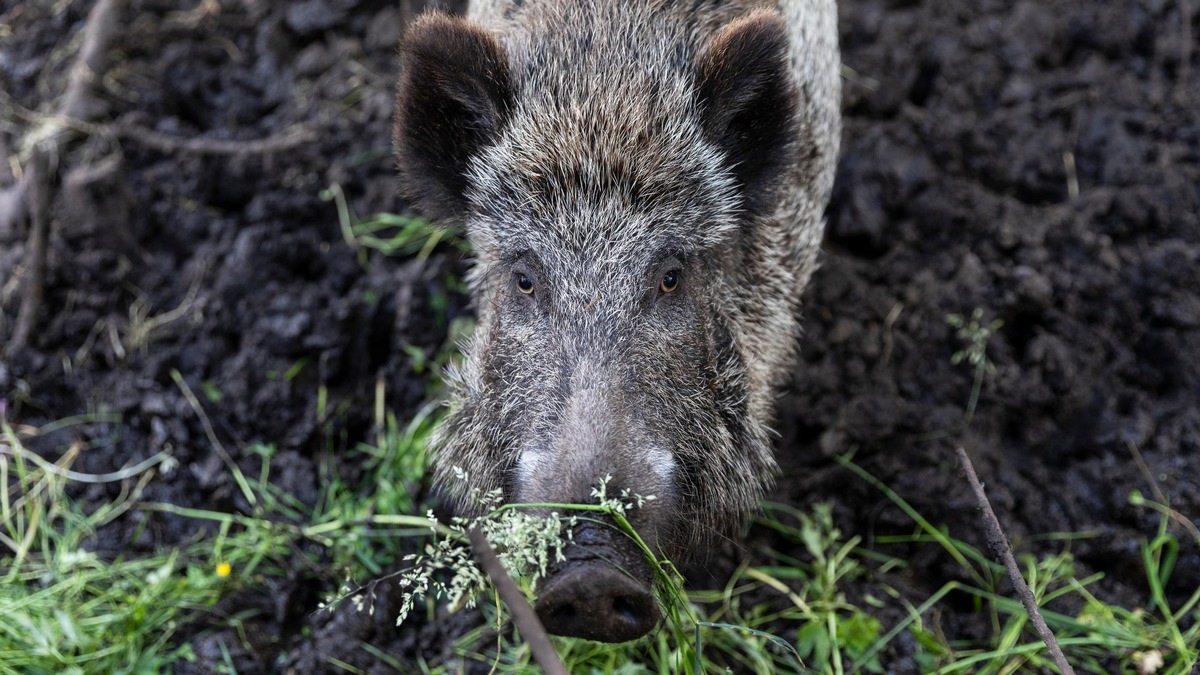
[393,13,513,220]
[694,10,798,217]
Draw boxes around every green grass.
[321,182,467,266]
[400,467,1198,674]
[3,230,1197,674]
[0,421,249,674]
[836,455,1200,674]
[4,405,1198,673]
[0,381,442,674]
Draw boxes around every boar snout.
[535,520,660,642]
[535,561,659,642]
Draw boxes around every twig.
[1128,440,1200,543]
[62,0,125,122]
[7,151,49,354]
[115,122,317,156]
[468,526,567,675]
[956,447,1075,674]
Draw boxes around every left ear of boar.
[393,13,514,220]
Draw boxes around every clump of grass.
[11,401,1195,674]
[430,460,1198,674]
[0,420,261,674]
[374,474,658,626]
[321,182,466,266]
[0,376,444,674]
[751,502,884,674]
[314,398,444,579]
[406,485,832,674]
[840,454,1200,674]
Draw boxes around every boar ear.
[694,11,797,214]
[394,13,513,220]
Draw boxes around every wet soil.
[2,0,1197,672]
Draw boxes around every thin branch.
[468,526,567,675]
[61,0,125,122]
[6,151,49,354]
[955,446,1076,675]
[114,121,317,156]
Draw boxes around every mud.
[1,0,1196,672]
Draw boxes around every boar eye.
[515,272,535,295]
[659,270,681,294]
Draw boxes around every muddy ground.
[2,0,1197,672]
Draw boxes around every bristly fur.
[394,0,840,562]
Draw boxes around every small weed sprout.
[946,308,1003,374]
[946,308,1004,426]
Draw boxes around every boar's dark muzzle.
[534,520,660,642]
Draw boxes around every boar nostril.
[534,561,660,643]
[539,602,577,626]
[612,594,643,623]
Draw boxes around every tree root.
[2,0,128,356]
[6,152,49,354]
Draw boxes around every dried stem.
[955,446,1075,675]
[7,152,49,354]
[468,526,567,675]
[115,122,317,156]
[0,0,126,234]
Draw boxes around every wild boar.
[393,0,839,642]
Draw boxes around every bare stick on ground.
[7,153,50,354]
[114,122,317,156]
[468,526,567,675]
[955,446,1076,675]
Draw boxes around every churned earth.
[1,0,1196,672]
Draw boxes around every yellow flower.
[216,561,231,578]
